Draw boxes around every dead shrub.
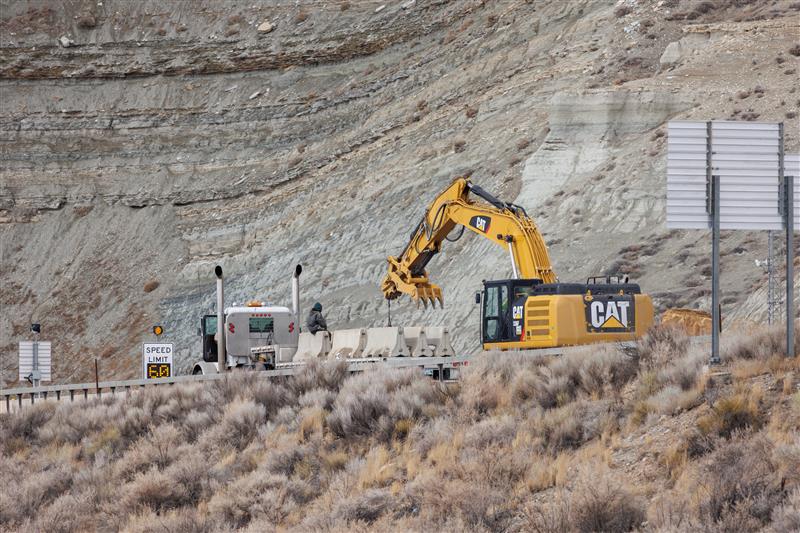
[0,465,73,526]
[182,409,213,442]
[39,402,115,446]
[453,138,466,153]
[163,453,213,503]
[408,416,455,458]
[220,399,265,449]
[290,360,348,396]
[117,424,182,478]
[298,387,336,410]
[770,488,800,532]
[636,323,690,367]
[77,13,96,29]
[143,279,159,293]
[294,10,309,23]
[534,400,615,453]
[30,491,96,533]
[524,464,644,532]
[569,470,645,532]
[614,5,633,17]
[536,374,573,409]
[656,348,705,391]
[2,401,56,446]
[693,434,783,528]
[463,416,517,451]
[122,469,189,513]
[452,480,513,530]
[327,368,438,441]
[460,370,508,414]
[6,321,799,531]
[327,386,389,438]
[208,471,291,528]
[723,323,799,360]
[321,448,349,473]
[335,488,392,523]
[465,106,478,118]
[250,380,294,418]
[574,346,638,396]
[647,385,702,415]
[698,393,762,438]
[73,205,93,217]
[123,508,214,533]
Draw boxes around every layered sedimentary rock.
[1,1,798,381]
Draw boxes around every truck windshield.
[204,316,217,335]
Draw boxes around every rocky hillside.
[1,325,798,532]
[1,0,799,381]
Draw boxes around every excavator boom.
[381,177,556,307]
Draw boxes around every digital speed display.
[146,363,171,378]
[143,343,173,379]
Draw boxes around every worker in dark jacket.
[306,302,328,334]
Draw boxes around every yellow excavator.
[381,177,654,350]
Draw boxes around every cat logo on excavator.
[469,215,491,233]
[585,297,634,333]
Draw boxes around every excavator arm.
[381,177,557,308]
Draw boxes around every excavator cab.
[480,279,540,344]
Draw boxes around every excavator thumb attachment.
[381,259,444,309]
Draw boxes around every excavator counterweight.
[381,177,654,350]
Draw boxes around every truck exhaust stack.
[215,265,226,373]
[292,264,302,321]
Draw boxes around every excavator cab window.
[483,282,510,343]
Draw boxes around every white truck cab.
[192,265,303,375]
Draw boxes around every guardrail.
[0,353,482,412]
[3,339,706,413]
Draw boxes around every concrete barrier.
[362,327,409,358]
[294,331,331,362]
[424,327,455,357]
[278,346,298,364]
[329,328,367,359]
[403,326,433,357]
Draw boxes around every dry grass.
[1,328,798,531]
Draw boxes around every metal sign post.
[786,175,795,356]
[31,324,40,388]
[711,175,721,364]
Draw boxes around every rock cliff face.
[1,0,798,382]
